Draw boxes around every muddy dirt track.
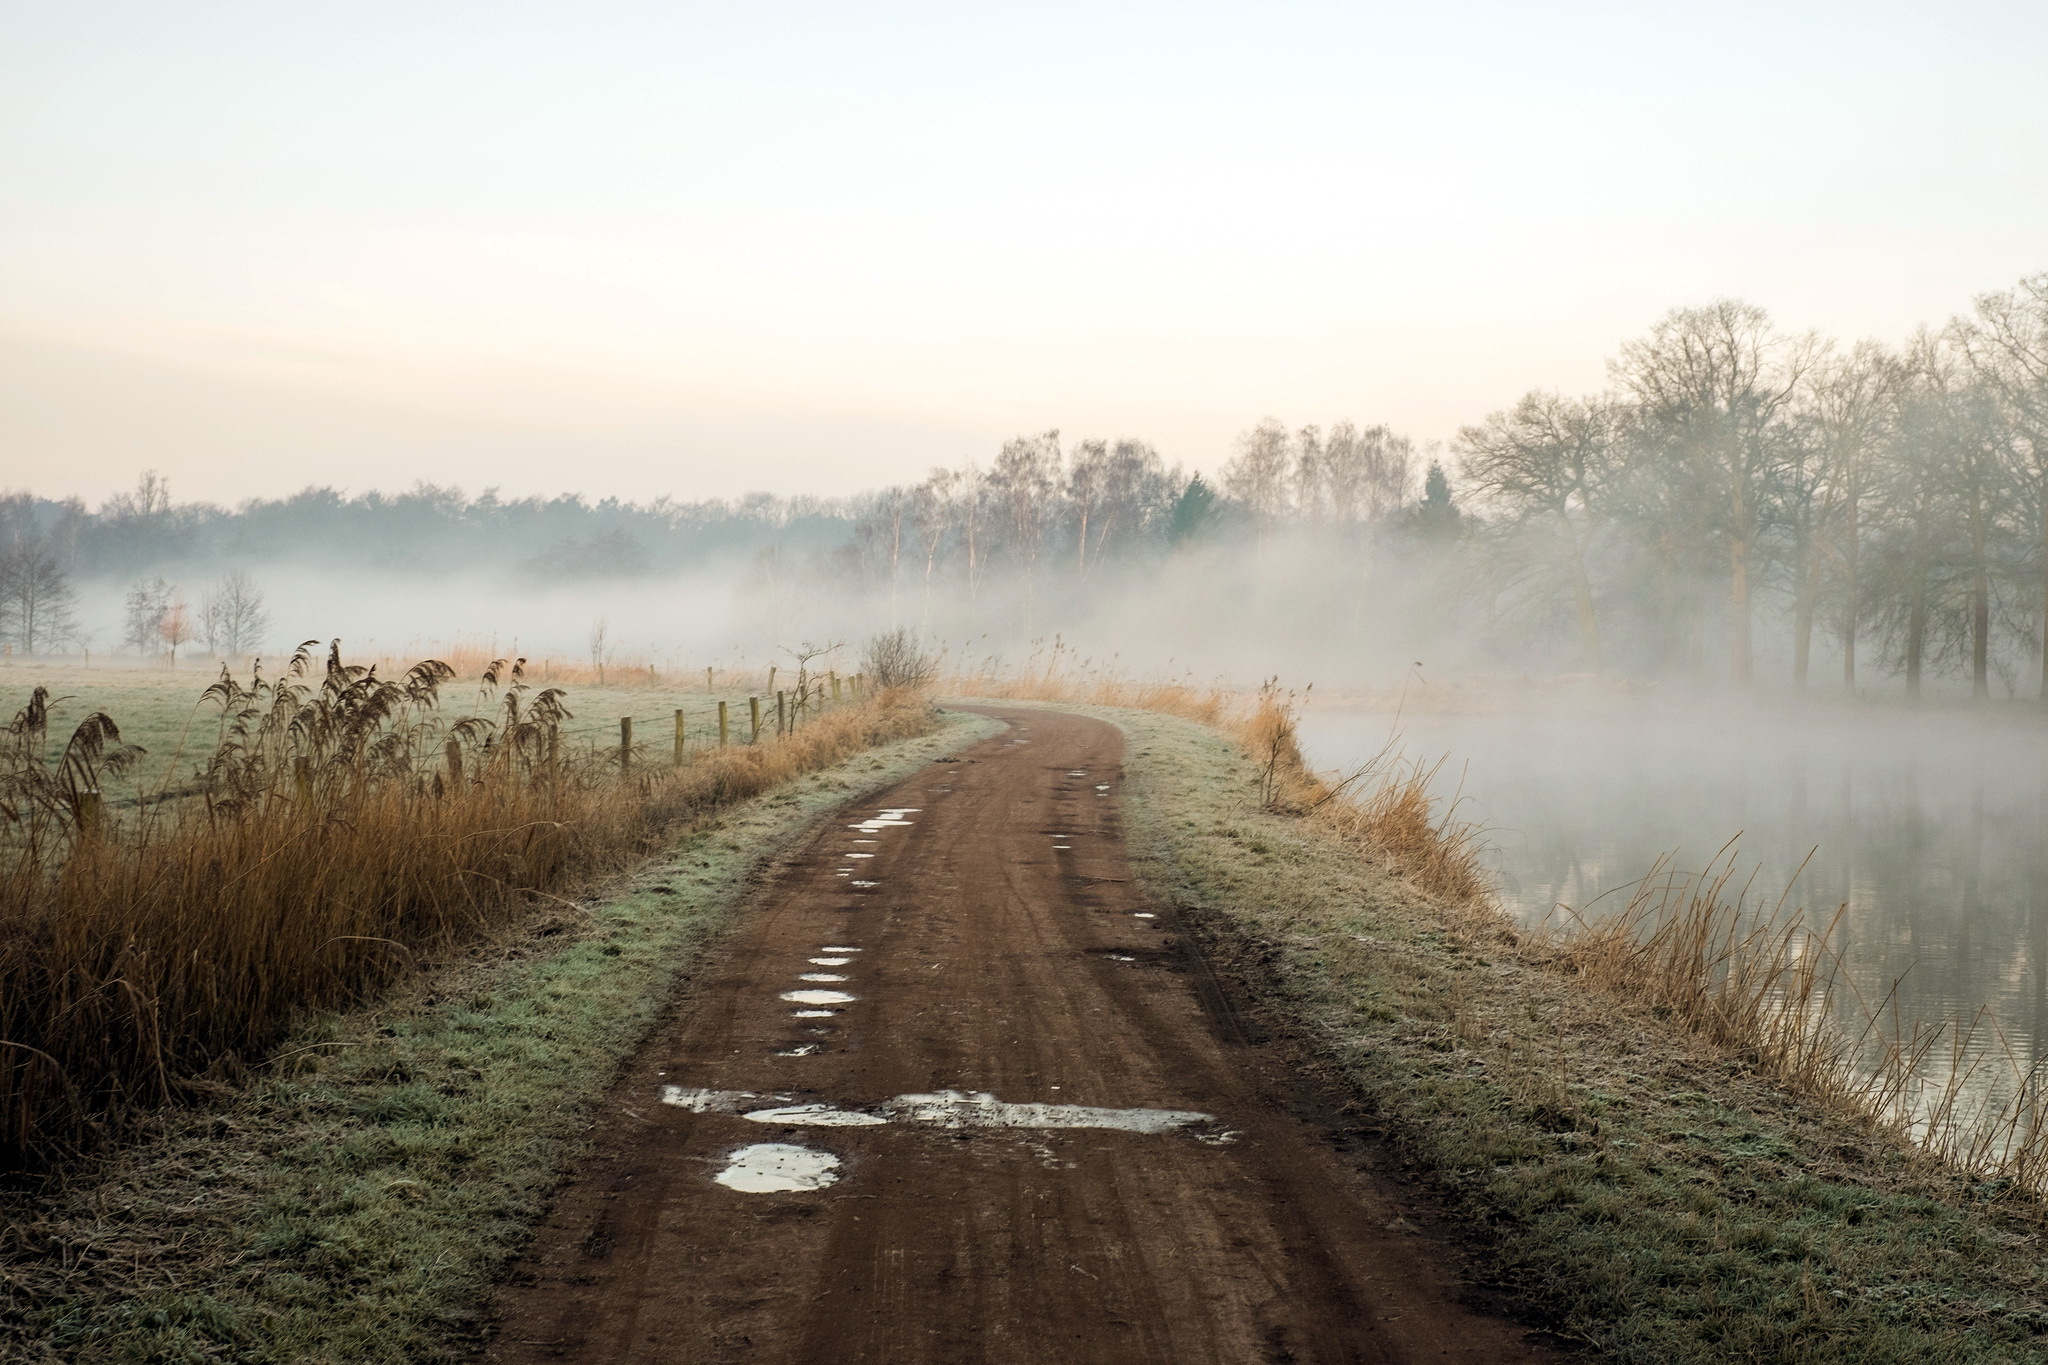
[489,707,1561,1364]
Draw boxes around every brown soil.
[485,707,1563,1364]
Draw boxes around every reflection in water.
[1297,703,2048,1076]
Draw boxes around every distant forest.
[4,271,2046,696]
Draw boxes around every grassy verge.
[1034,699,2048,1363]
[0,706,999,1365]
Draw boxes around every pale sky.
[3,1,2045,507]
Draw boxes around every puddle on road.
[782,989,857,1005]
[745,1102,888,1127]
[809,956,852,966]
[1109,954,1135,962]
[1132,913,1156,919]
[845,853,875,858]
[714,1143,841,1193]
[851,880,879,888]
[775,1043,821,1057]
[822,945,861,953]
[1066,770,1088,777]
[792,1009,837,1018]
[798,972,848,983]
[663,1086,1227,1140]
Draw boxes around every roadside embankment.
[0,705,999,1365]
[995,696,2048,1363]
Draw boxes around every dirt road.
[488,707,1559,1364]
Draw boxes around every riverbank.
[1072,698,2048,1361]
[0,707,997,1365]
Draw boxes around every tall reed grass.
[1538,851,2048,1197]
[0,643,930,1169]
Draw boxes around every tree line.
[1457,276,2048,696]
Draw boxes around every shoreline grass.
[0,705,998,1364]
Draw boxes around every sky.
[3,0,2045,508]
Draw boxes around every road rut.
[488,706,1559,1364]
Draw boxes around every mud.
[486,707,1561,1364]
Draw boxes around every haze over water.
[1298,702,2048,1068]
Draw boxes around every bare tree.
[1799,341,1898,690]
[0,536,77,655]
[159,596,193,667]
[200,569,270,657]
[1220,418,1293,534]
[1952,274,2048,698]
[1458,392,1621,670]
[1614,300,1817,686]
[122,576,173,657]
[589,615,609,684]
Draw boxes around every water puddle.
[809,956,852,966]
[714,1142,841,1193]
[781,989,857,1005]
[745,1103,889,1127]
[1067,770,1088,777]
[662,1085,1229,1141]
[1095,784,1111,792]
[851,880,879,888]
[775,1043,822,1057]
[798,972,848,983]
[792,1009,836,1018]
[845,853,875,858]
[1132,912,1156,919]
[1109,954,1136,962]
[822,945,861,953]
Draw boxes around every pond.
[1296,700,2048,1071]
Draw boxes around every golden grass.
[1537,850,2048,1197]
[0,644,929,1168]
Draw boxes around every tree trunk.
[1560,512,1602,672]
[2040,496,2048,702]
[1842,486,1860,692]
[1907,587,1927,700]
[1729,534,1754,687]
[1972,486,1990,700]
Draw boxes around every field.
[0,655,825,800]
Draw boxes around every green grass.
[1067,700,2048,1363]
[0,660,783,797]
[0,706,1000,1365]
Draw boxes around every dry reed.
[1537,850,2048,1197]
[0,643,931,1169]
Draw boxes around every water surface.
[1297,701,2048,1068]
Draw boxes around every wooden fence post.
[776,690,787,735]
[749,696,761,743]
[443,740,461,789]
[674,708,685,765]
[831,671,841,702]
[620,717,633,776]
[718,699,729,746]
